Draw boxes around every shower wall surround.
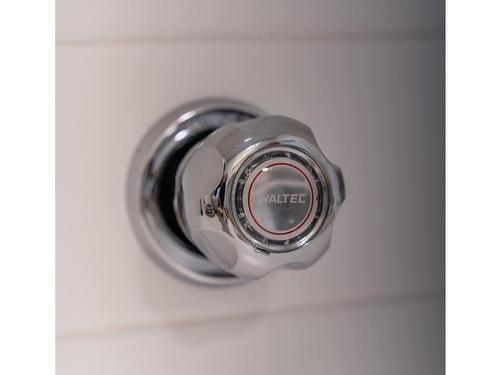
[57,1,444,374]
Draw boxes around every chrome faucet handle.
[174,115,345,280]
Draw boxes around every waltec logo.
[259,193,308,204]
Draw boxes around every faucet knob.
[174,115,345,280]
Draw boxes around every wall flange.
[127,99,264,285]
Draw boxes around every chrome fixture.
[127,99,344,285]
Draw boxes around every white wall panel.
[57,39,444,335]
[58,297,444,375]
[56,0,444,42]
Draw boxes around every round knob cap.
[235,149,325,251]
[174,115,344,280]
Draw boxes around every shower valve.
[128,100,344,285]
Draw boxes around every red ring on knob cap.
[247,162,314,236]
